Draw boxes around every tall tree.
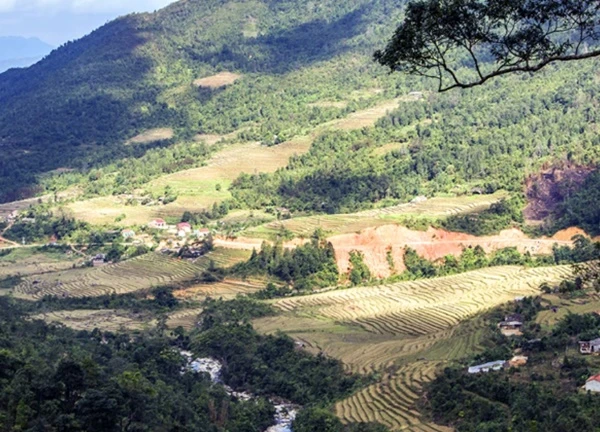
[376,0,600,91]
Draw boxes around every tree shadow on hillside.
[0,17,160,202]
[194,4,372,74]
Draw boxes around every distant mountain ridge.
[0,36,53,72]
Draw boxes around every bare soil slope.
[329,225,585,278]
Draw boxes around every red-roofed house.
[585,374,600,392]
[149,219,167,229]
[177,222,192,233]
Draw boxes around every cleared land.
[254,265,572,430]
[126,128,174,145]
[0,248,82,279]
[12,248,251,300]
[330,226,583,278]
[244,193,507,240]
[193,72,242,88]
[68,138,311,226]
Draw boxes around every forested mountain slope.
[0,0,409,201]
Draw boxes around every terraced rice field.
[174,276,266,301]
[336,362,451,432]
[245,193,507,239]
[13,248,251,300]
[275,266,571,337]
[255,265,572,430]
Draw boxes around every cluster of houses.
[467,306,600,393]
[117,219,211,241]
[148,218,211,240]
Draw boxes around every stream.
[182,352,298,432]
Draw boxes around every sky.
[0,0,176,45]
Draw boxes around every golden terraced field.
[254,264,573,430]
[12,248,251,300]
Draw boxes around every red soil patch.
[328,225,584,279]
[524,163,594,222]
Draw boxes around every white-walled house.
[584,375,600,392]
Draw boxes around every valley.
[1,0,600,431]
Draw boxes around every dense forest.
[0,296,385,431]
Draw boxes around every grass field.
[254,264,573,430]
[68,137,312,226]
[31,309,156,332]
[12,248,251,300]
[193,72,242,88]
[0,248,82,279]
[244,192,507,239]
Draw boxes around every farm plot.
[274,266,571,337]
[245,193,507,240]
[31,310,154,332]
[0,248,81,279]
[256,266,571,430]
[13,248,250,300]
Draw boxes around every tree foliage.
[376,0,600,91]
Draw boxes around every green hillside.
[0,0,599,230]
[0,0,411,202]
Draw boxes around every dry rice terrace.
[253,264,572,431]
[0,248,82,280]
[243,192,508,240]
[10,248,252,300]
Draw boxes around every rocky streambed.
[182,352,298,432]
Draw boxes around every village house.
[468,360,507,374]
[584,374,600,392]
[122,229,135,239]
[498,313,524,336]
[149,218,167,229]
[579,338,600,354]
[195,228,211,239]
[92,254,107,268]
[177,222,192,233]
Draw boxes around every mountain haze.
[0,36,53,73]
